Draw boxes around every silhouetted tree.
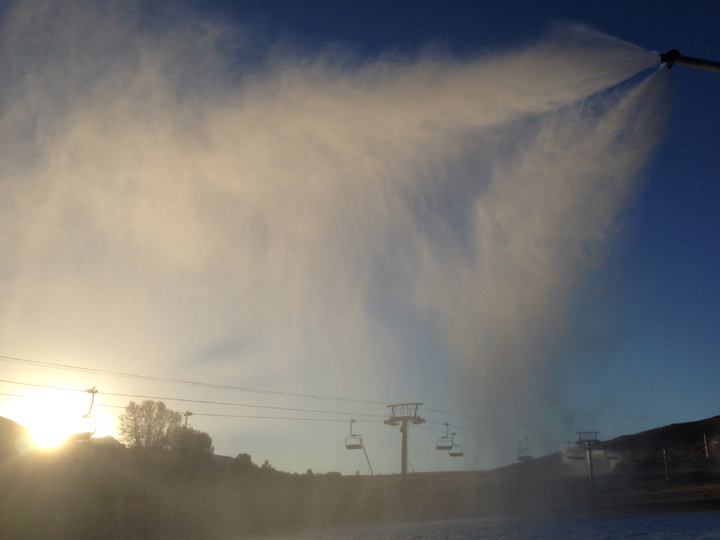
[232,452,258,475]
[235,453,254,466]
[118,400,182,449]
[168,426,214,455]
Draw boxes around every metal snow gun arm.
[660,50,720,73]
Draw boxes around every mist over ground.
[0,1,671,472]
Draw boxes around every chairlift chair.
[436,422,453,450]
[345,419,375,475]
[71,387,98,441]
[448,433,463,457]
[606,450,619,460]
[517,437,533,462]
[345,419,364,450]
[345,436,363,450]
[72,415,96,441]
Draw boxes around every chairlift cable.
[191,413,351,422]
[0,390,372,423]
[420,405,576,434]
[0,358,586,439]
[0,378,386,419]
[0,354,392,405]
[0,354,589,436]
[415,423,573,445]
[0,388,566,442]
[420,418,572,444]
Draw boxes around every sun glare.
[29,417,72,448]
[1,386,102,449]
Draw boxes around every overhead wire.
[0,353,585,439]
[1,384,572,449]
[416,421,570,446]
[0,390,585,452]
[0,379,387,419]
[0,353,621,471]
[0,390,377,421]
[0,354,391,406]
[0,391,124,409]
[420,405,577,435]
[192,413,354,422]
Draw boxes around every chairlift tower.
[661,444,674,482]
[384,403,424,476]
[576,431,600,491]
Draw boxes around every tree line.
[117,399,214,455]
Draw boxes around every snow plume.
[0,1,668,470]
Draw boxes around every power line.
[0,385,571,446]
[420,405,576,435]
[417,421,569,446]
[0,379,386,419]
[0,353,582,438]
[192,413,354,422]
[0,391,124,410]
[104,391,386,419]
[0,354,391,406]
[0,379,86,394]
[0,390,376,422]
[0,387,579,444]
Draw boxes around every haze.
[0,1,680,474]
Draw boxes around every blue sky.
[0,0,718,475]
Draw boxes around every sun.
[2,387,101,449]
[14,407,78,449]
[28,416,73,448]
[27,412,101,448]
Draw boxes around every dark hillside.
[599,415,720,463]
[0,416,32,459]
[1,415,719,539]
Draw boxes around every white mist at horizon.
[0,1,670,473]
